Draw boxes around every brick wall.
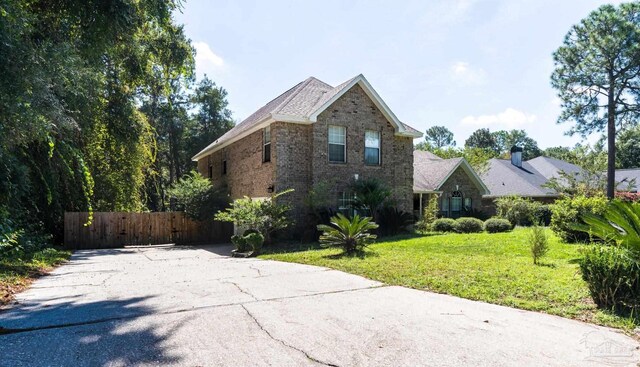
[311,84,414,214]
[197,128,275,200]
[438,166,485,216]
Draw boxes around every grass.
[261,228,639,332]
[0,248,71,306]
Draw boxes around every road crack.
[241,304,340,367]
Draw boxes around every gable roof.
[413,151,489,195]
[481,156,583,198]
[192,74,422,161]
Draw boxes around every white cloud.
[450,61,486,85]
[460,108,536,129]
[193,41,224,77]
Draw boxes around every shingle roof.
[192,74,422,160]
[616,168,640,191]
[413,151,462,192]
[481,157,583,198]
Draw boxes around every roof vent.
[510,145,523,168]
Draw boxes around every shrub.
[168,171,228,221]
[215,189,294,244]
[432,218,456,232]
[528,224,549,265]
[535,205,552,226]
[415,194,439,232]
[550,195,608,243]
[350,178,391,221]
[579,245,640,311]
[317,214,378,254]
[244,232,265,254]
[454,217,484,233]
[483,218,512,233]
[495,196,541,226]
[377,207,413,236]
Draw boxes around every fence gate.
[64,212,232,249]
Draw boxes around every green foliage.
[168,171,228,221]
[579,245,640,312]
[350,178,391,220]
[377,207,413,236]
[550,195,608,243]
[317,214,378,254]
[572,200,640,259]
[423,126,455,148]
[483,218,513,233]
[551,2,640,198]
[617,126,640,169]
[215,189,294,242]
[231,230,265,255]
[492,129,542,160]
[416,194,440,232]
[454,217,484,233]
[432,218,457,233]
[465,128,497,152]
[495,196,542,226]
[528,224,549,265]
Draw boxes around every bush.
[350,178,392,220]
[528,225,549,265]
[432,218,456,232]
[215,189,294,244]
[483,218,512,233]
[377,207,413,236]
[317,214,378,254]
[168,171,228,221]
[550,195,608,243]
[579,245,640,311]
[231,230,265,255]
[495,196,542,226]
[454,217,484,233]
[535,205,552,226]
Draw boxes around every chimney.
[510,145,523,168]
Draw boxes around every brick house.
[413,150,489,218]
[192,74,422,232]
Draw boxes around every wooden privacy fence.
[64,212,233,249]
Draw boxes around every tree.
[551,3,640,199]
[617,126,640,169]
[492,130,542,160]
[465,128,498,152]
[424,126,456,148]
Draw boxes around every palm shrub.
[528,224,549,265]
[454,217,483,233]
[377,207,413,236]
[350,178,391,221]
[483,218,512,233]
[317,214,378,254]
[432,218,456,232]
[550,195,608,243]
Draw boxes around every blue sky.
[174,0,625,149]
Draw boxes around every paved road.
[1,245,638,367]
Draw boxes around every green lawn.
[0,248,71,306]
[261,228,639,331]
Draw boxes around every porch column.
[419,193,423,218]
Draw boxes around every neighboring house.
[413,150,489,218]
[615,168,640,192]
[192,74,422,233]
[480,146,583,214]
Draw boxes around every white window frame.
[328,125,346,163]
[364,130,381,165]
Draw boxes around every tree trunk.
[607,81,616,200]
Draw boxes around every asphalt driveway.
[0,245,638,367]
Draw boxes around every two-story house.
[192,74,422,231]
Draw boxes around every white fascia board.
[191,116,275,161]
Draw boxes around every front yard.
[261,228,639,331]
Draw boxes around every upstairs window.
[222,150,228,175]
[328,125,346,163]
[263,126,271,163]
[364,130,380,165]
